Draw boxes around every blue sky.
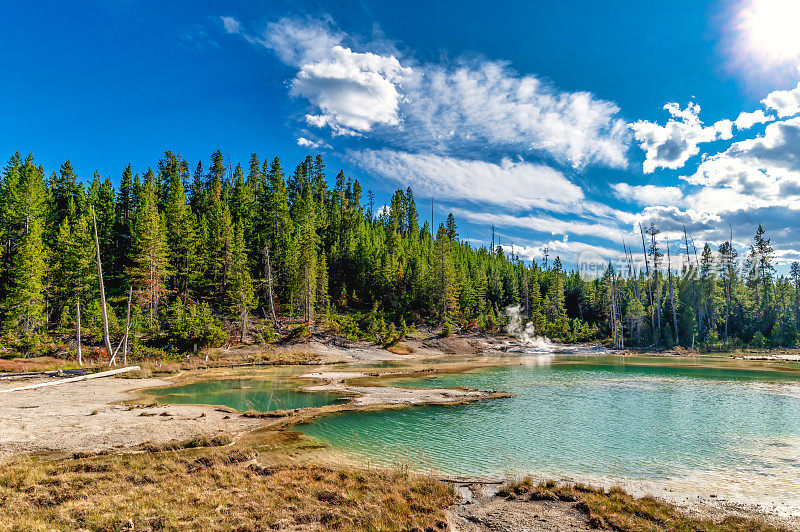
[3,0,800,269]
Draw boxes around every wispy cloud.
[221,16,240,34]
[348,149,584,211]
[446,207,625,242]
[611,183,682,206]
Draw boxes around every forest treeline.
[0,150,797,358]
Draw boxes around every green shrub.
[256,323,277,344]
[441,321,453,337]
[750,331,766,348]
[162,301,228,351]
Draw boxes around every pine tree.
[50,201,93,328]
[130,177,167,326]
[296,186,317,323]
[163,155,198,303]
[87,173,116,281]
[230,162,255,240]
[202,166,234,307]
[266,157,292,305]
[3,155,48,336]
[48,160,82,244]
[0,153,23,313]
[433,224,459,321]
[115,163,135,274]
[229,223,255,340]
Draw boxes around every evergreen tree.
[163,155,198,303]
[115,163,135,273]
[130,177,167,326]
[295,186,317,323]
[3,155,48,336]
[229,222,255,340]
[265,157,292,305]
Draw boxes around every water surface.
[150,377,344,412]
[298,356,800,512]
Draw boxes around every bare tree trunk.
[667,240,679,345]
[263,243,279,330]
[76,301,82,366]
[92,208,114,366]
[123,286,132,365]
[639,223,655,344]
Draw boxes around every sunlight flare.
[738,0,800,63]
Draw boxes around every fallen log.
[0,369,91,380]
[0,366,140,393]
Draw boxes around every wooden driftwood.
[0,366,140,393]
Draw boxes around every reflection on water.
[298,355,800,514]
[150,377,344,412]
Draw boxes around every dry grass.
[0,436,453,531]
[386,344,414,355]
[498,478,787,531]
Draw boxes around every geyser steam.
[505,305,536,344]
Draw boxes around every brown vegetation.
[495,478,787,531]
[0,435,454,531]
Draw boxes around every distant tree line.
[0,150,795,357]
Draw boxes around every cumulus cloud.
[349,149,583,211]
[221,16,240,34]
[684,117,800,194]
[762,82,800,118]
[630,102,734,173]
[290,45,413,134]
[734,109,773,130]
[611,183,683,206]
[244,17,629,168]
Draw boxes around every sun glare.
[739,0,800,63]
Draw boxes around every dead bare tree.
[262,242,279,331]
[667,238,679,345]
[639,223,656,345]
[123,286,132,365]
[92,208,114,365]
[76,301,82,366]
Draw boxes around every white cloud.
[249,18,629,169]
[296,137,329,149]
[501,239,621,264]
[349,149,583,211]
[221,16,240,34]
[611,183,682,206]
[684,117,800,196]
[734,109,773,130]
[762,82,800,118]
[446,207,624,242]
[400,61,630,168]
[291,45,413,134]
[261,17,344,66]
[630,102,734,173]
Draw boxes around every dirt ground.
[0,376,265,460]
[446,483,589,531]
